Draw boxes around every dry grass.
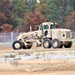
[0,58,75,73]
[0,41,75,74]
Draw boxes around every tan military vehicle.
[12,22,72,50]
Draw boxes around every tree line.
[0,0,74,32]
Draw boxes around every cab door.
[42,24,51,38]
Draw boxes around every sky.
[37,0,40,3]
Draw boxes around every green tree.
[65,5,73,16]
[45,0,73,24]
[10,0,30,30]
[27,0,37,13]
[35,2,46,14]
[12,0,30,18]
[0,0,12,14]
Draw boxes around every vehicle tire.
[52,39,61,48]
[12,41,23,50]
[64,41,72,48]
[59,44,63,48]
[43,39,52,48]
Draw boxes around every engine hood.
[52,28,71,32]
[52,28,72,41]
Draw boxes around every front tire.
[12,41,23,50]
[64,41,72,48]
[43,39,52,48]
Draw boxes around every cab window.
[50,24,56,29]
[44,25,49,29]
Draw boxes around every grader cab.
[12,22,72,50]
[42,22,72,48]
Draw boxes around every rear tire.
[59,44,63,48]
[12,41,23,50]
[43,39,52,48]
[52,39,61,48]
[64,41,72,48]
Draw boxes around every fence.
[0,32,75,43]
[0,32,19,50]
[0,32,75,50]
[0,32,19,43]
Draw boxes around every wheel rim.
[14,43,20,49]
[44,41,49,47]
[53,41,58,47]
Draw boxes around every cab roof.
[42,22,57,25]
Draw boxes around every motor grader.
[12,22,72,50]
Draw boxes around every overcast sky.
[37,0,40,3]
